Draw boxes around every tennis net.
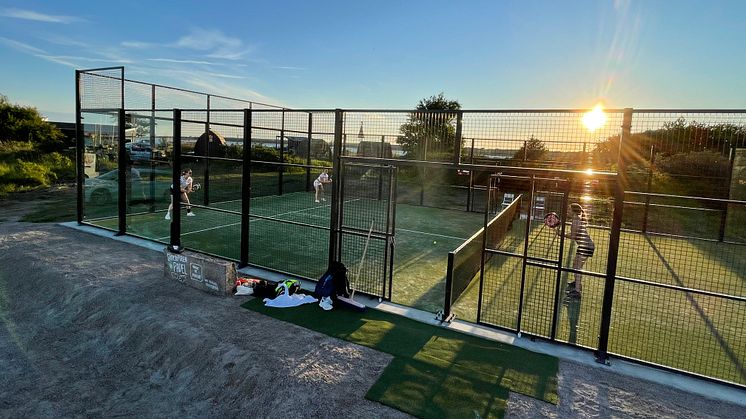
[443,194,521,319]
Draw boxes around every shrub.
[656,151,729,177]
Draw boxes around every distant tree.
[0,95,66,151]
[513,135,547,161]
[398,93,461,159]
[592,118,746,169]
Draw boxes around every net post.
[75,70,84,224]
[239,109,252,268]
[117,108,127,236]
[169,109,182,252]
[443,252,456,321]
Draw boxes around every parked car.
[125,141,167,162]
[85,167,173,205]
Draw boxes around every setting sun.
[582,104,607,132]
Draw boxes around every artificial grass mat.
[242,298,558,418]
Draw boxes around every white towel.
[264,293,318,308]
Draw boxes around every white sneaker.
[319,296,333,311]
[315,200,320,203]
[165,213,171,220]
[187,212,196,217]
[321,198,326,201]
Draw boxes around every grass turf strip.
[241,297,558,417]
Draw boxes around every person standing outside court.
[165,168,195,220]
[314,169,332,203]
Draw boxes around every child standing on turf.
[558,203,594,298]
[314,169,332,203]
[166,168,195,220]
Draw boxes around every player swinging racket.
[557,203,595,298]
[165,168,196,220]
[313,169,332,203]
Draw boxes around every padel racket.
[544,212,560,229]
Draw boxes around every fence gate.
[336,161,396,299]
[478,173,606,343]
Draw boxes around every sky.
[0,0,745,122]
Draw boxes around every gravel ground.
[0,193,743,418]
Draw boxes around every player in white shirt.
[313,169,332,203]
[165,169,195,220]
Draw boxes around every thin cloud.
[182,76,278,105]
[174,28,253,61]
[0,37,127,68]
[205,72,245,80]
[276,66,304,71]
[37,34,88,48]
[148,58,215,65]
[121,41,156,49]
[0,37,47,55]
[0,8,82,24]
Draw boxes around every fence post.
[75,70,84,224]
[719,145,736,242]
[328,109,344,264]
[239,109,252,267]
[204,95,211,206]
[149,84,157,213]
[596,108,632,364]
[169,109,182,252]
[642,144,655,233]
[117,108,127,236]
[306,113,312,192]
[454,111,463,165]
[516,176,535,335]
[467,138,475,212]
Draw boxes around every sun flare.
[582,104,607,132]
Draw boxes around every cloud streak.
[147,58,215,65]
[0,8,82,24]
[174,28,252,61]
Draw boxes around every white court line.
[155,199,356,241]
[396,228,467,241]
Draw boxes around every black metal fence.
[76,67,745,389]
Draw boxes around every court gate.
[332,160,397,300]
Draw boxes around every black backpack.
[315,261,351,300]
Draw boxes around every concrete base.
[164,248,237,296]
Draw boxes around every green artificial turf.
[367,357,509,419]
[241,297,558,418]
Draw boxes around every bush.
[0,95,66,152]
[656,151,729,177]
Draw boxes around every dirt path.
[0,193,743,418]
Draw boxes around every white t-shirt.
[314,173,329,187]
[180,175,193,191]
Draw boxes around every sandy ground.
[0,192,744,418]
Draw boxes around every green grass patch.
[242,297,559,419]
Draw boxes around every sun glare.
[581,195,593,203]
[582,104,607,132]
[585,168,594,175]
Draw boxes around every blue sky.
[0,0,745,121]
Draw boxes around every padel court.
[75,67,746,390]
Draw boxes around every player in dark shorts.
[559,203,595,298]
